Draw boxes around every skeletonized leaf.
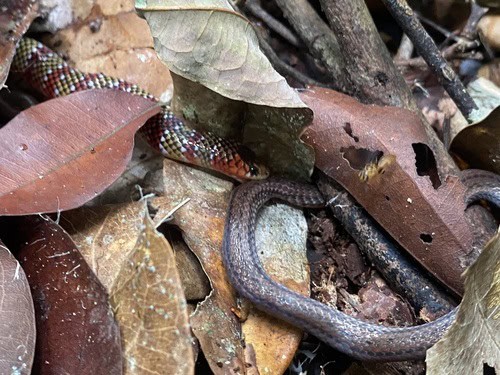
[0,240,35,375]
[426,228,500,374]
[110,208,194,375]
[136,0,306,108]
[0,89,160,215]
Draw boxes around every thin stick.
[380,0,477,119]
[318,173,456,318]
[244,0,302,47]
[256,31,326,87]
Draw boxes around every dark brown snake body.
[222,171,500,361]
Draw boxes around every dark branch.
[380,0,478,120]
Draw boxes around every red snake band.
[10,37,269,181]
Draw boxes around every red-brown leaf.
[10,216,122,374]
[0,0,38,89]
[301,87,475,296]
[0,89,160,215]
[0,239,35,375]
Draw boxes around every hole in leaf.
[340,146,382,170]
[483,363,496,375]
[412,143,441,189]
[343,122,359,142]
[385,195,390,201]
[420,233,433,244]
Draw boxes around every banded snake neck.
[10,37,269,181]
[222,172,500,361]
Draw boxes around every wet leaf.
[0,89,160,215]
[426,228,500,374]
[0,0,38,89]
[0,239,35,375]
[449,78,500,173]
[110,208,194,375]
[10,216,122,374]
[149,159,309,374]
[301,87,475,296]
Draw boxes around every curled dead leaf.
[449,78,500,174]
[426,228,500,374]
[137,0,306,108]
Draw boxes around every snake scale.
[223,175,500,361]
[10,37,268,181]
[11,38,500,362]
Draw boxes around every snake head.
[231,145,269,181]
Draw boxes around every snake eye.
[249,164,259,176]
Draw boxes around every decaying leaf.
[426,228,500,374]
[449,78,500,173]
[149,159,309,374]
[61,201,148,291]
[0,240,35,375]
[137,0,315,180]
[301,87,475,296]
[0,89,160,215]
[8,216,122,374]
[0,0,38,89]
[110,207,194,375]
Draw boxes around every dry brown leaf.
[43,5,173,99]
[0,0,38,89]
[149,159,309,374]
[0,240,35,375]
[301,87,475,296]
[110,208,194,375]
[426,228,500,374]
[0,89,160,215]
[449,78,500,173]
[61,201,148,291]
